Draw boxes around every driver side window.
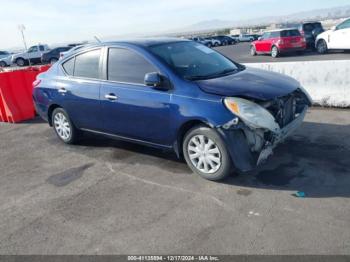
[261,33,270,40]
[28,46,38,53]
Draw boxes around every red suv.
[250,29,306,58]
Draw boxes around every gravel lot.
[0,108,349,254]
[215,42,350,63]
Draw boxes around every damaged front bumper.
[217,105,309,172]
[256,106,307,165]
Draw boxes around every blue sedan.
[33,38,312,181]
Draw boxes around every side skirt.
[80,128,173,150]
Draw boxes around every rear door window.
[73,49,101,79]
[107,48,157,84]
[62,57,75,75]
[281,30,301,37]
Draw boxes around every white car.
[238,34,254,42]
[0,55,12,67]
[316,18,350,53]
[11,45,50,66]
[0,51,11,67]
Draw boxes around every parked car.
[250,34,262,41]
[0,51,10,60]
[190,37,213,47]
[230,35,240,42]
[0,55,12,67]
[239,34,254,42]
[0,51,11,67]
[250,29,306,58]
[315,18,350,54]
[212,35,236,45]
[33,38,311,181]
[11,45,50,66]
[204,37,221,47]
[297,22,324,49]
[59,45,86,59]
[41,46,73,64]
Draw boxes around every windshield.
[148,41,240,80]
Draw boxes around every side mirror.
[145,72,171,91]
[331,26,337,31]
[144,72,161,87]
[258,37,262,41]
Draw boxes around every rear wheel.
[183,126,232,181]
[250,45,257,56]
[271,46,279,58]
[52,108,79,144]
[317,39,328,54]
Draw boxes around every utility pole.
[18,24,27,50]
[18,24,31,66]
[94,36,101,43]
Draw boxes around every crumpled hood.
[196,67,300,101]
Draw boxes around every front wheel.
[183,126,232,181]
[317,40,328,54]
[52,108,79,144]
[0,61,6,67]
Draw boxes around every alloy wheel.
[187,135,221,174]
[53,112,71,140]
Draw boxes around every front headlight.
[224,97,280,132]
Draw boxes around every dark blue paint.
[33,38,301,169]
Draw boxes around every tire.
[317,39,328,54]
[50,57,58,64]
[16,58,26,67]
[51,108,79,144]
[183,126,232,181]
[271,46,279,58]
[0,61,6,67]
[215,42,219,47]
[250,45,257,56]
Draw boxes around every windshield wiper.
[185,68,238,81]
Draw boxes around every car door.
[330,19,350,49]
[100,47,172,146]
[57,48,103,130]
[255,32,271,52]
[27,46,39,62]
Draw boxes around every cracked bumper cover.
[217,106,308,172]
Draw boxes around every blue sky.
[0,0,349,49]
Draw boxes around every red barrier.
[0,65,50,123]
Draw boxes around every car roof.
[266,28,299,33]
[105,37,189,47]
[61,38,191,58]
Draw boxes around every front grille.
[261,93,298,128]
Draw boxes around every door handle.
[105,93,118,101]
[58,88,67,94]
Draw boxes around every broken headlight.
[224,97,280,132]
